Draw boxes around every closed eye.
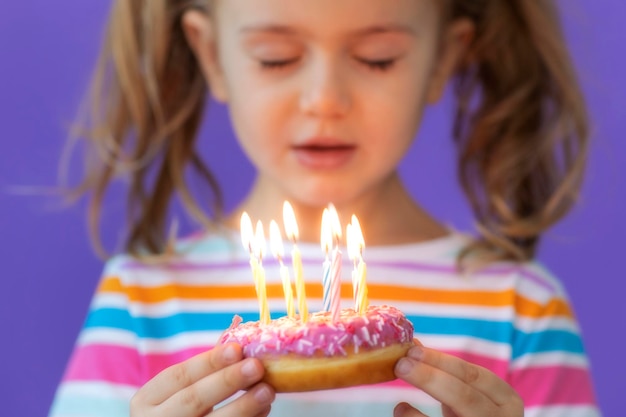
[359,58,396,71]
[259,58,300,70]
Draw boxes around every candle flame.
[328,204,342,240]
[269,220,285,260]
[240,212,254,253]
[351,214,365,254]
[254,220,266,260]
[347,215,365,259]
[346,223,357,261]
[321,208,333,253]
[283,201,299,241]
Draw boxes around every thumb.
[442,404,460,417]
[394,402,428,417]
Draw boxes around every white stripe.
[515,315,581,334]
[55,380,137,399]
[125,298,311,317]
[78,328,137,348]
[381,300,511,321]
[525,405,600,417]
[79,327,221,353]
[119,268,253,286]
[511,351,589,370]
[418,335,511,360]
[140,331,222,353]
[92,292,128,309]
[276,385,438,405]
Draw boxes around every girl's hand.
[394,344,523,417]
[130,343,275,417]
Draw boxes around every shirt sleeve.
[48,258,142,417]
[509,274,601,417]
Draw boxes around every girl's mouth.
[292,143,357,170]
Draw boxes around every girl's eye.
[359,58,396,71]
[259,58,299,70]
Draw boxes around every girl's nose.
[299,59,351,118]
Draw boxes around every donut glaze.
[219,305,414,391]
[220,305,413,357]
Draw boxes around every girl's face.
[185,0,468,210]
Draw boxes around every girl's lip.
[292,142,356,170]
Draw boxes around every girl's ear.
[182,9,229,103]
[426,18,474,104]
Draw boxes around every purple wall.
[0,1,623,415]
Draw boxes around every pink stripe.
[63,345,142,386]
[511,366,597,406]
[444,350,509,379]
[65,345,595,408]
[142,347,209,381]
[64,345,212,386]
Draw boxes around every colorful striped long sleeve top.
[49,231,600,417]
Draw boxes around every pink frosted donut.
[219,305,414,392]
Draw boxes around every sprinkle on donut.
[219,305,414,357]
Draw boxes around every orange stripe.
[100,276,572,318]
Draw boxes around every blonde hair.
[450,1,588,263]
[68,0,589,264]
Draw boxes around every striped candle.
[321,208,333,312]
[330,247,342,322]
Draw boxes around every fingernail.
[223,344,238,362]
[394,402,409,417]
[395,358,412,376]
[241,359,261,377]
[408,346,423,360]
[254,385,274,404]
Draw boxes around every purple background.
[0,1,623,416]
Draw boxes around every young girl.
[50,0,600,416]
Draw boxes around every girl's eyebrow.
[238,23,417,37]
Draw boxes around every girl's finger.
[158,357,267,417]
[395,356,496,417]
[210,383,275,417]
[136,343,243,405]
[404,346,519,406]
[394,402,428,417]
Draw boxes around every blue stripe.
[84,309,584,355]
[409,315,512,343]
[49,395,129,417]
[512,329,585,358]
[86,308,280,337]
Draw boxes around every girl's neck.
[224,173,449,246]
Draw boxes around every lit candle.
[283,201,308,322]
[241,212,269,322]
[254,221,271,325]
[240,212,259,299]
[346,223,358,309]
[321,208,332,312]
[327,204,343,322]
[351,215,368,314]
[270,220,295,318]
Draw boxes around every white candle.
[321,208,332,312]
[346,223,359,309]
[254,220,271,325]
[351,215,368,314]
[270,220,295,318]
[241,213,270,324]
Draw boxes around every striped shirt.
[49,231,600,417]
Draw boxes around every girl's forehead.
[214,0,440,34]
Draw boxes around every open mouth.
[292,144,356,169]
